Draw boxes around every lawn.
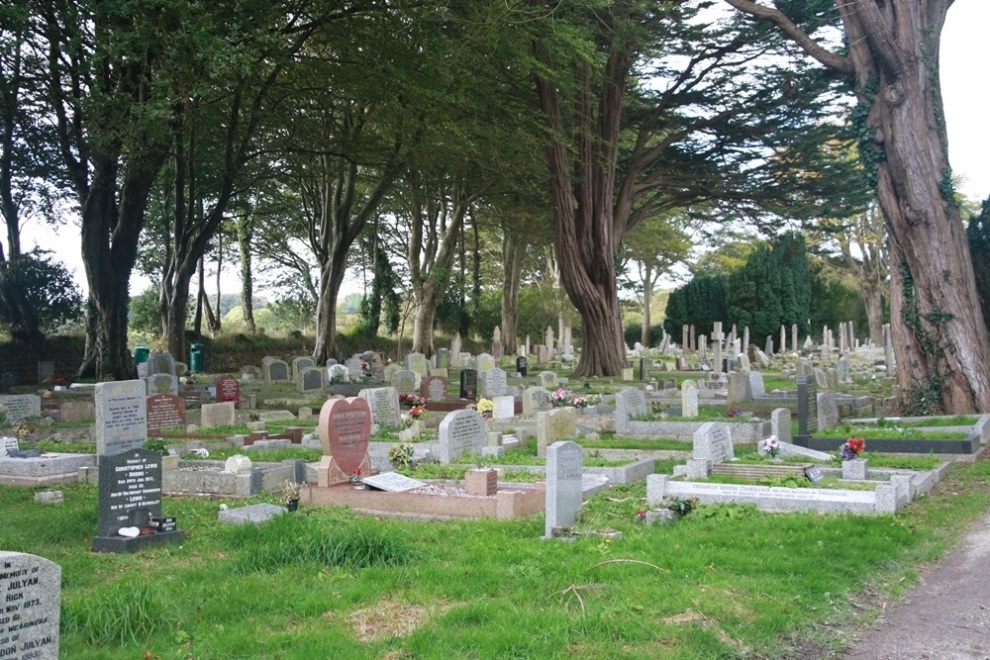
[2,456,989,659]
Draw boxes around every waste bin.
[189,343,205,374]
[134,346,150,378]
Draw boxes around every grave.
[544,440,584,538]
[146,393,186,434]
[459,369,478,400]
[145,373,178,396]
[420,376,448,403]
[265,359,290,382]
[95,380,148,457]
[292,356,316,382]
[436,409,486,463]
[405,352,429,378]
[317,397,372,486]
[146,352,176,377]
[0,394,41,424]
[523,387,553,415]
[215,374,240,405]
[0,551,61,659]
[92,448,185,552]
[492,395,515,421]
[516,356,528,377]
[358,387,401,429]
[200,402,235,429]
[392,369,418,395]
[614,387,648,434]
[482,367,507,398]
[536,407,577,458]
[299,367,325,393]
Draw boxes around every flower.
[281,479,303,504]
[475,398,494,419]
[350,468,364,484]
[388,443,415,470]
[839,437,866,460]
[762,435,780,458]
[409,405,426,419]
[550,388,569,407]
[15,421,33,440]
[399,393,426,408]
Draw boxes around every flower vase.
[842,458,868,480]
[286,499,299,512]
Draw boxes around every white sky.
[21,1,990,297]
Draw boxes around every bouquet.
[761,435,780,459]
[839,437,866,460]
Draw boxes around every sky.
[21,1,990,298]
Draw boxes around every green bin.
[134,346,150,365]
[189,343,205,374]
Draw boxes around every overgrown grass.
[2,446,989,658]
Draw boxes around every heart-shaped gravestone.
[318,397,371,476]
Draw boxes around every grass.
[2,454,989,658]
[811,427,970,440]
[577,433,691,451]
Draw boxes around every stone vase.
[842,458,868,480]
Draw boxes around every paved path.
[844,510,990,659]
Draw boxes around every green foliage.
[128,288,161,338]
[662,273,729,342]
[967,196,990,334]
[358,229,402,335]
[63,583,172,646]
[0,249,84,336]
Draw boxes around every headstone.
[747,371,766,399]
[493,395,515,420]
[405,352,429,378]
[476,353,496,374]
[770,408,792,444]
[538,371,558,389]
[450,333,463,366]
[358,387,401,429]
[681,386,699,418]
[693,422,734,464]
[291,356,316,382]
[0,551,61,659]
[482,367,507,398]
[813,368,827,389]
[545,441,583,538]
[726,372,749,405]
[797,375,818,436]
[1,372,17,393]
[459,369,478,400]
[516,356,528,377]
[345,356,364,380]
[536,407,576,457]
[676,356,690,371]
[145,373,179,396]
[299,367,325,393]
[146,393,186,434]
[523,386,553,415]
[95,380,148,457]
[318,397,372,485]
[639,358,651,382]
[94,448,184,551]
[1,436,19,457]
[0,395,41,424]
[437,409,486,463]
[420,376,448,403]
[200,402,235,429]
[224,454,252,474]
[837,356,850,383]
[816,392,839,430]
[265,359,290,382]
[392,369,417,395]
[215,374,240,404]
[146,352,176,377]
[327,364,351,384]
[37,361,55,385]
[614,387,648,433]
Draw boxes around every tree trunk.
[312,246,350,364]
[500,229,525,355]
[237,212,256,333]
[411,289,439,357]
[640,262,654,347]
[862,285,884,346]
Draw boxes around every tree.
[0,249,83,337]
[968,197,990,335]
[724,0,990,413]
[663,273,729,343]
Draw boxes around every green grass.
[875,415,979,428]
[811,427,969,440]
[577,433,691,451]
[188,446,323,462]
[1,456,988,658]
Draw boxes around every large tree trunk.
[411,283,440,357]
[862,285,884,347]
[640,262,655,347]
[500,229,525,355]
[313,253,349,363]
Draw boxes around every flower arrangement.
[839,437,866,460]
[281,479,303,504]
[475,398,494,419]
[408,404,426,419]
[399,394,426,408]
[350,468,363,484]
[550,388,569,407]
[15,421,33,441]
[360,361,372,379]
[387,443,416,470]
[725,408,745,418]
[761,435,780,459]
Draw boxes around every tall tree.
[724,0,990,413]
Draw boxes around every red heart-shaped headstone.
[318,397,371,476]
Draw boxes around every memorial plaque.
[146,393,186,433]
[420,376,448,403]
[459,369,478,400]
[97,448,164,536]
[538,371,558,388]
[437,409,486,463]
[805,467,824,483]
[362,472,428,493]
[318,397,372,476]
[0,551,61,660]
[95,380,148,457]
[215,374,239,404]
[1,436,19,456]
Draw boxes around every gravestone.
[95,380,148,457]
[318,397,372,485]
[405,352,429,378]
[0,395,41,424]
[327,364,350,384]
[93,448,184,552]
[291,357,316,382]
[146,352,176,377]
[345,356,364,380]
[493,395,515,420]
[537,407,577,457]
[383,364,401,384]
[1,372,17,393]
[265,359,290,382]
[681,386,699,418]
[538,371,558,389]
[476,353,496,374]
[837,356,850,383]
[482,367,507,398]
[420,376,448,403]
[816,392,839,430]
[797,376,819,436]
[523,386,553,415]
[813,368,827,389]
[545,441,583,538]
[0,551,61,659]
[516,356,528,377]
[726,372,748,404]
[200,402,235,429]
[639,358,651,382]
[1,436,18,456]
[437,409,486,463]
[450,333,462,366]
[747,371,766,399]
[392,369,417,395]
[459,369,478,400]
[435,348,450,370]
[676,356,690,371]
[299,367,325,393]
[215,374,240,404]
[693,422,734,463]
[37,361,55,385]
[770,408,792,444]
[614,387,648,433]
[358,387,401,429]
[145,373,179,396]
[146,394,186,434]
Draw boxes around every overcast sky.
[22,2,990,296]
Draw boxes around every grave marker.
[482,367,507,398]
[200,402,235,429]
[146,394,186,434]
[797,376,819,436]
[523,386,553,415]
[516,356,528,377]
[0,394,41,423]
[215,374,240,404]
[437,409,486,463]
[392,369,417,395]
[537,407,576,457]
[816,392,839,430]
[318,397,372,485]
[265,359,290,382]
[420,376,448,403]
[681,386,699,418]
[0,551,61,659]
[95,381,147,457]
[358,387,401,429]
[545,440,583,538]
[459,369,478,400]
[299,367,325,393]
[493,395,515,420]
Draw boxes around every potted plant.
[282,479,304,512]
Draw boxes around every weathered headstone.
[318,397,372,485]
[145,373,179,396]
[693,422,734,464]
[748,371,766,399]
[392,369,417,395]
[358,387,401,429]
[327,364,350,384]
[537,407,576,457]
[265,359,290,382]
[0,551,61,659]
[770,408,792,444]
[0,395,41,424]
[614,387,648,433]
[459,369,478,400]
[493,395,515,420]
[523,386,553,415]
[146,393,186,434]
[420,376,448,403]
[146,352,176,377]
[215,374,240,404]
[299,367,325,393]
[435,348,451,370]
[676,356,690,371]
[476,352,496,374]
[681,386,699,418]
[816,392,839,430]
[200,401,235,429]
[639,358,651,382]
[797,375,819,436]
[545,440,583,538]
[405,352,429,378]
[1,436,19,456]
[345,356,364,380]
[482,367,507,398]
[291,356,316,382]
[95,380,148,457]
[537,371,558,389]
[437,409,486,463]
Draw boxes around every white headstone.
[358,387,401,429]
[437,409,486,463]
[0,551,61,659]
[545,441,583,538]
[95,380,148,457]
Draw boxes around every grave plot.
[795,414,990,455]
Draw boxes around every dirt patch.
[336,595,451,642]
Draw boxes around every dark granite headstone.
[797,375,819,436]
[639,358,651,382]
[1,372,17,393]
[93,448,184,552]
[459,368,478,400]
[516,356,528,377]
